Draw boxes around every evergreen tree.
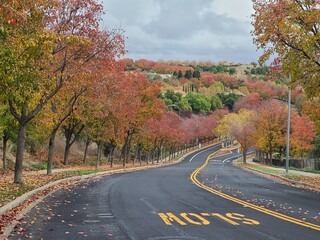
[192,70,201,79]
[173,71,177,77]
[184,70,192,79]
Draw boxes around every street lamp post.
[285,76,291,175]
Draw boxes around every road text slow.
[158,212,260,226]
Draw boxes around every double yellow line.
[190,151,320,231]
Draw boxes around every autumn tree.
[0,1,124,182]
[141,111,181,164]
[252,101,288,165]
[116,72,164,166]
[62,115,85,166]
[291,114,316,161]
[233,93,262,112]
[0,1,57,182]
[214,109,255,163]
[0,100,17,172]
[252,0,320,98]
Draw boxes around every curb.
[235,162,320,192]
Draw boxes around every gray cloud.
[102,0,261,63]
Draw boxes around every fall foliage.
[252,0,320,98]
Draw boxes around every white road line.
[189,147,217,162]
[221,151,255,163]
[189,151,204,162]
[222,154,242,163]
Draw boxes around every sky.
[101,0,261,64]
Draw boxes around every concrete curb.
[235,162,320,192]
[0,164,169,217]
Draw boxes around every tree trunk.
[109,146,114,168]
[2,133,9,173]
[138,145,142,166]
[121,133,131,167]
[83,139,91,164]
[134,146,139,166]
[47,128,58,175]
[243,149,247,164]
[14,123,27,183]
[63,133,72,165]
[122,145,127,167]
[146,152,149,165]
[63,124,84,165]
[64,141,71,165]
[96,141,102,170]
[157,141,163,163]
[126,146,131,165]
[151,149,155,165]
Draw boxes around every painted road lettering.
[158,212,260,226]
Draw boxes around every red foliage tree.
[234,93,262,112]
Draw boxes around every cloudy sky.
[101,0,261,63]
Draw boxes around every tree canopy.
[252,0,320,98]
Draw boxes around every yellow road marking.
[180,213,210,225]
[158,212,259,226]
[158,213,187,226]
[190,151,320,231]
[211,213,239,225]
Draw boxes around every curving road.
[9,144,320,239]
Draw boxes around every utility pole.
[285,76,291,175]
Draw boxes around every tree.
[186,92,211,113]
[192,70,201,79]
[184,70,192,79]
[218,93,241,111]
[252,0,320,98]
[210,95,223,111]
[291,114,316,160]
[215,110,255,164]
[44,85,86,174]
[62,116,85,166]
[176,98,192,112]
[0,0,124,183]
[0,1,57,183]
[0,100,17,172]
[252,101,288,165]
[233,93,262,112]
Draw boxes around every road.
[9,145,320,239]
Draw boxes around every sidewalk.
[246,157,320,177]
[236,157,320,191]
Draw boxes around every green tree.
[173,71,177,77]
[163,98,173,111]
[228,68,236,75]
[218,93,241,111]
[192,70,201,79]
[163,89,182,104]
[184,70,192,79]
[186,92,211,113]
[176,98,192,112]
[210,95,223,111]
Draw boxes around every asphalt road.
[9,145,320,240]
